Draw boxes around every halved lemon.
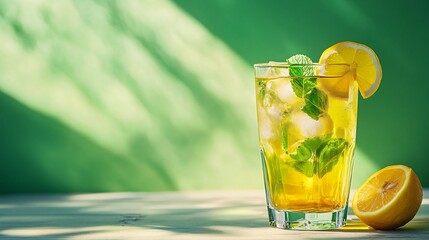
[319,41,382,98]
[352,165,423,230]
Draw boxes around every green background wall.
[0,0,428,193]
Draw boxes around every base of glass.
[267,205,348,230]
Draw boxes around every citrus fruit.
[319,41,382,99]
[352,165,423,230]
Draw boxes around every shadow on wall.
[0,0,260,193]
[0,91,175,192]
[0,0,429,193]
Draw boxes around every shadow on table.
[0,192,268,239]
[338,219,429,233]
[315,204,429,239]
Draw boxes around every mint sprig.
[286,136,348,178]
[287,54,327,120]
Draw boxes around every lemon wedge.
[352,165,423,230]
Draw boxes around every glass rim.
[254,62,350,68]
[254,62,351,78]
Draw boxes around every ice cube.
[263,93,273,107]
[260,119,274,140]
[262,82,274,107]
[266,82,289,120]
[266,79,275,91]
[258,105,274,140]
[268,61,289,77]
[276,79,297,103]
[267,78,301,107]
[265,66,278,78]
[288,111,333,139]
[267,104,283,121]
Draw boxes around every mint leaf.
[286,54,313,71]
[290,137,326,161]
[290,161,314,178]
[290,77,317,98]
[281,125,288,152]
[287,55,317,98]
[317,138,348,178]
[257,80,266,101]
[302,88,328,120]
[290,144,312,161]
[287,54,312,64]
[302,136,328,152]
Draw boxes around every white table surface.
[0,190,428,239]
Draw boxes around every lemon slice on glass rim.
[318,41,382,98]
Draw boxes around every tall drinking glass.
[254,63,357,230]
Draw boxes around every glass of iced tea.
[254,59,357,230]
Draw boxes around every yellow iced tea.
[255,70,358,213]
